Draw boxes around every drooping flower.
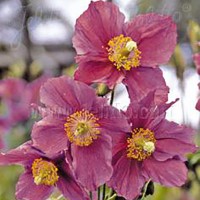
[73,1,176,102]
[31,76,130,191]
[108,92,197,200]
[0,141,89,200]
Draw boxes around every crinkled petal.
[153,151,174,161]
[96,106,130,133]
[32,116,69,155]
[154,119,196,144]
[95,104,130,145]
[16,171,53,200]
[69,134,113,191]
[143,158,188,187]
[125,93,178,132]
[0,141,39,166]
[73,1,125,56]
[74,61,124,89]
[146,98,179,130]
[155,138,197,161]
[108,150,146,200]
[125,91,159,128]
[124,13,177,66]
[40,76,96,112]
[123,67,169,105]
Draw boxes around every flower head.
[73,1,175,102]
[0,141,89,200]
[108,92,197,200]
[31,76,130,190]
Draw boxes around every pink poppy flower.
[107,92,197,200]
[0,78,27,123]
[0,141,89,200]
[193,53,200,75]
[73,1,176,102]
[31,76,130,191]
[0,76,49,130]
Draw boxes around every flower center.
[127,128,156,161]
[32,158,59,186]
[64,110,100,146]
[107,34,141,71]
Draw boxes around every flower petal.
[57,162,89,200]
[154,120,196,144]
[124,13,177,66]
[154,139,197,161]
[69,134,113,191]
[0,141,39,166]
[123,67,169,105]
[96,106,130,133]
[108,150,146,200]
[74,61,124,89]
[143,158,187,187]
[16,171,53,200]
[32,116,69,155]
[153,151,174,161]
[40,76,96,112]
[73,1,125,56]
[125,91,159,129]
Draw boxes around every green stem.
[98,187,101,200]
[110,86,115,105]
[105,187,113,199]
[139,179,151,200]
[102,184,106,200]
[107,193,117,200]
[90,191,93,200]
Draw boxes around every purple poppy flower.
[31,76,130,191]
[0,141,89,200]
[73,1,176,102]
[107,92,197,200]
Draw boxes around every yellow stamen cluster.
[107,34,141,70]
[65,110,100,146]
[32,158,59,186]
[127,128,156,161]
